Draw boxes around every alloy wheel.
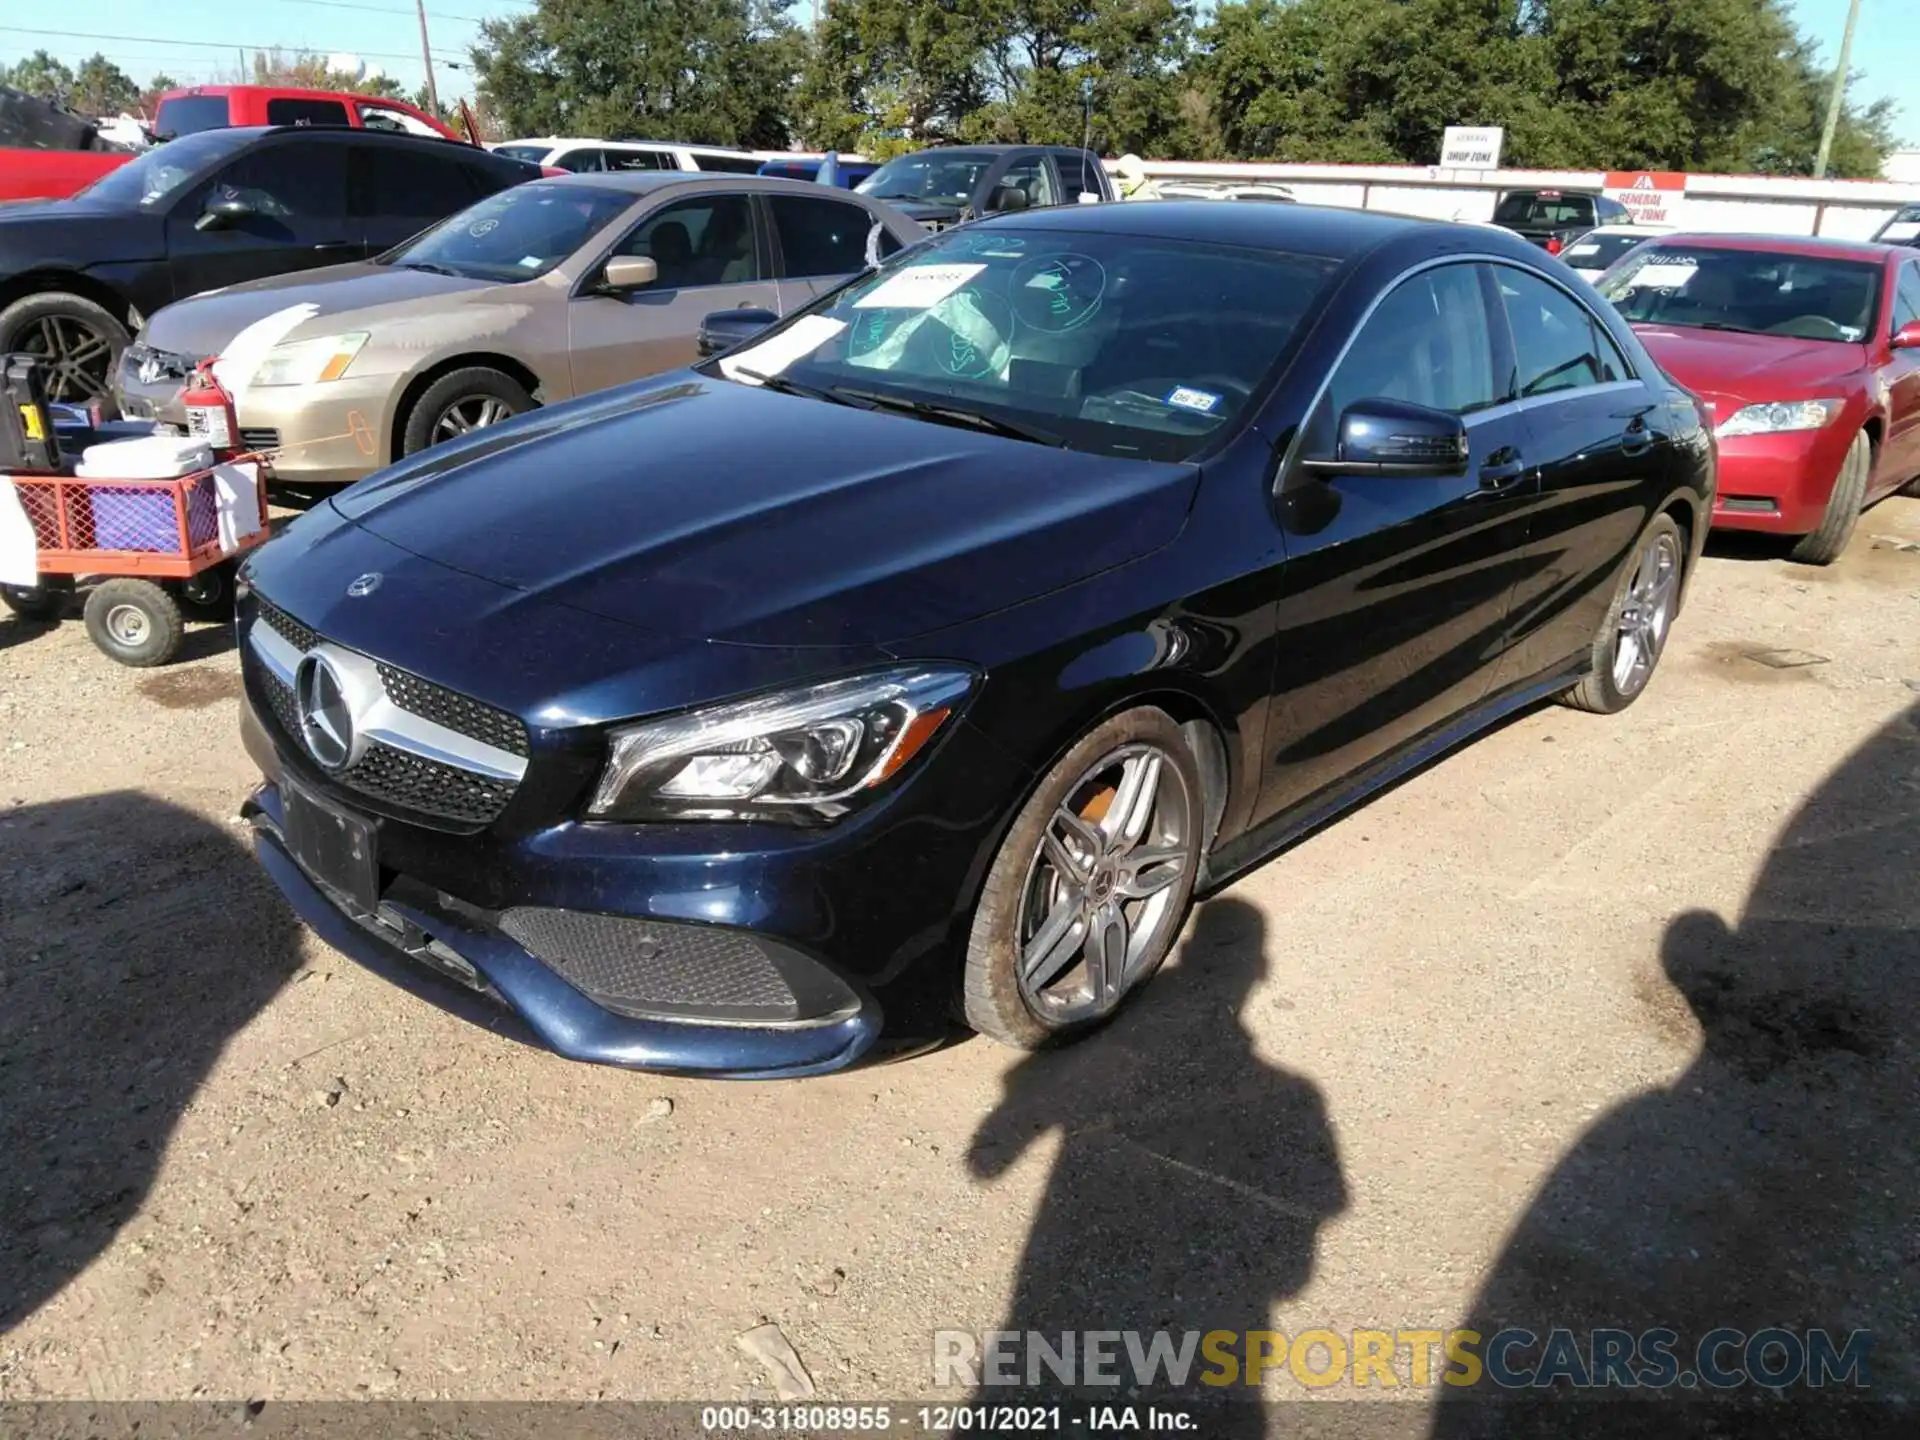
[15,314,115,401]
[1016,742,1196,1024]
[431,395,515,442]
[1611,528,1680,697]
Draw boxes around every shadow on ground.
[1432,701,1920,1436]
[0,791,301,1331]
[966,898,1349,1435]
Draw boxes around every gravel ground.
[2,500,1917,1419]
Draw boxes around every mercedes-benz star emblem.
[296,655,355,770]
[346,572,383,598]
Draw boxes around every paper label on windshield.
[854,263,986,310]
[719,316,847,382]
[1564,244,1601,262]
[1165,386,1222,414]
[1625,262,1697,289]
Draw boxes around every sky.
[1,0,1914,146]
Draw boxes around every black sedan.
[234,201,1714,1077]
[0,126,542,402]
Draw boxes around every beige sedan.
[113,173,923,487]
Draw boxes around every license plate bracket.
[281,777,380,911]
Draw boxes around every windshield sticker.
[1012,254,1107,332]
[1165,386,1223,415]
[848,311,896,360]
[938,288,1013,379]
[468,218,499,238]
[718,315,848,382]
[1564,244,1601,261]
[855,263,987,310]
[1625,261,1698,288]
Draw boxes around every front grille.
[377,663,530,758]
[499,909,801,1021]
[256,596,319,653]
[249,595,526,828]
[239,427,281,450]
[346,740,518,825]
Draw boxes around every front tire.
[0,290,131,404]
[84,579,184,667]
[400,368,534,456]
[1789,429,1871,566]
[963,707,1204,1049]
[1559,512,1684,715]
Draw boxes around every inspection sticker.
[855,263,986,310]
[1165,386,1223,414]
[1624,261,1697,289]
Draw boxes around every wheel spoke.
[1022,893,1087,989]
[1083,900,1128,1003]
[1041,823,1090,885]
[1054,803,1104,859]
[1103,752,1161,849]
[1118,843,1186,900]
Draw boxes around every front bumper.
[1707,426,1853,535]
[243,772,884,1079]
[115,348,393,487]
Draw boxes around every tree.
[69,53,139,118]
[4,50,75,105]
[797,0,1198,156]
[470,0,805,148]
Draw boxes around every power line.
[0,26,469,65]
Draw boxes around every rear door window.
[356,101,442,137]
[690,153,767,174]
[555,148,608,173]
[1052,152,1103,202]
[358,145,484,218]
[769,194,879,278]
[266,98,352,128]
[604,149,675,171]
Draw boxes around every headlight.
[588,666,977,822]
[249,332,370,387]
[1715,399,1842,437]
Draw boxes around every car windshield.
[76,129,245,208]
[708,224,1342,462]
[1599,246,1882,343]
[856,152,994,205]
[1563,232,1655,271]
[380,182,635,281]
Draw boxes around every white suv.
[490,138,766,175]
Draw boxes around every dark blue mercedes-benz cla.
[236,202,1715,1078]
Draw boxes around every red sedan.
[1598,234,1920,564]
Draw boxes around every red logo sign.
[1602,171,1687,225]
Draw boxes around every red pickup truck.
[1,86,476,204]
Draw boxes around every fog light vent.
[499,909,808,1022]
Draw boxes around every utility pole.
[1814,0,1863,178]
[415,0,441,116]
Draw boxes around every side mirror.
[698,307,780,358]
[986,185,1030,214]
[601,255,659,292]
[1302,398,1469,477]
[1893,321,1920,351]
[195,193,255,231]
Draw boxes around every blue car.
[237,202,1714,1079]
[757,157,878,189]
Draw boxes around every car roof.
[506,136,755,155]
[972,199,1464,259]
[1656,232,1902,263]
[530,171,895,198]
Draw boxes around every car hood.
[1631,324,1867,406]
[141,262,508,357]
[330,375,1199,647]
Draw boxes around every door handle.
[1621,417,1654,456]
[1477,456,1529,492]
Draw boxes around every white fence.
[1114,160,1920,240]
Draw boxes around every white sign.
[1603,171,1687,226]
[718,316,847,382]
[1440,126,1505,170]
[854,263,986,310]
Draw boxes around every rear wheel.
[1,577,73,622]
[1789,429,1871,567]
[172,560,236,620]
[963,707,1204,1049]
[0,290,131,404]
[400,368,534,456]
[1559,513,1684,715]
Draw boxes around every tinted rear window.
[1494,193,1594,228]
[691,154,766,174]
[266,98,352,128]
[154,95,230,137]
